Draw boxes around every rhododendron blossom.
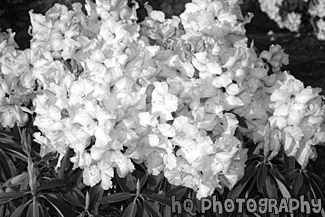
[0,0,325,200]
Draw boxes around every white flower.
[151,82,178,121]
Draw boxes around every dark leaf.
[0,191,28,200]
[246,154,262,162]
[0,148,17,180]
[122,200,137,217]
[115,174,131,193]
[245,168,259,197]
[257,162,267,193]
[228,163,259,199]
[263,175,277,199]
[270,166,292,198]
[165,186,188,200]
[125,173,136,192]
[10,203,27,217]
[306,171,323,188]
[98,192,134,204]
[292,171,303,196]
[27,199,39,217]
[306,173,325,203]
[284,156,296,170]
[144,200,162,217]
[89,183,104,205]
[38,179,70,191]
[43,193,77,217]
[39,206,51,217]
[139,172,149,189]
[60,193,83,207]
[65,187,86,208]
[147,173,164,192]
[144,193,171,206]
[136,202,147,217]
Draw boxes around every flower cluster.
[258,0,302,33]
[0,0,324,200]
[258,0,325,40]
[308,0,325,40]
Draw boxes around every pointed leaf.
[263,175,277,199]
[139,172,149,189]
[257,162,267,193]
[144,193,171,206]
[38,179,70,191]
[162,205,172,217]
[147,173,164,192]
[270,166,292,199]
[274,177,291,199]
[144,200,162,217]
[60,193,83,207]
[98,192,134,204]
[43,193,77,217]
[0,191,28,200]
[292,172,303,196]
[137,202,149,217]
[229,164,259,199]
[0,148,17,180]
[123,200,137,217]
[115,174,131,193]
[165,186,188,200]
[10,203,27,217]
[89,183,104,205]
[307,172,323,188]
[307,173,325,203]
[27,199,39,217]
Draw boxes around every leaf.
[307,171,324,188]
[143,200,162,217]
[60,193,83,207]
[72,186,86,205]
[0,191,28,200]
[144,193,171,206]
[139,172,149,189]
[98,192,134,204]
[292,171,303,196]
[27,198,39,217]
[89,182,104,205]
[274,178,291,199]
[270,166,292,198]
[0,147,17,180]
[115,173,131,193]
[165,186,188,200]
[137,202,149,217]
[38,179,70,191]
[162,205,172,217]
[263,175,277,199]
[39,206,51,217]
[257,162,267,193]
[10,203,27,217]
[306,173,325,203]
[123,200,137,217]
[147,173,164,192]
[42,193,77,217]
[229,162,259,199]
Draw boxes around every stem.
[18,126,37,196]
[58,147,70,179]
